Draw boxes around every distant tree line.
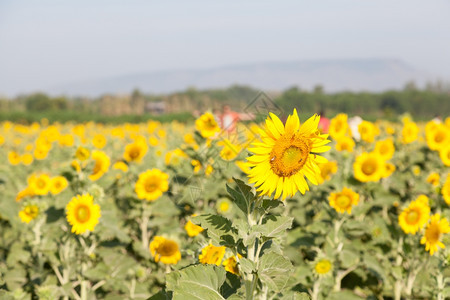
[0,82,449,123]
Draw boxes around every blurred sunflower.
[123,140,148,163]
[223,256,240,275]
[184,217,204,237]
[420,214,450,255]
[313,258,333,277]
[195,112,221,138]
[247,109,330,200]
[28,174,51,196]
[92,134,107,149]
[219,139,241,161]
[398,195,430,234]
[19,204,39,224]
[317,161,338,184]
[217,198,232,214]
[199,244,226,266]
[149,236,181,265]
[382,162,396,178]
[113,161,129,172]
[20,153,34,166]
[358,121,379,143]
[439,146,450,166]
[426,172,440,187]
[66,193,101,235]
[329,113,350,140]
[374,139,395,161]
[442,174,450,205]
[16,187,34,202]
[401,121,419,144]
[328,187,360,214]
[426,124,449,151]
[50,176,68,195]
[8,151,21,165]
[89,150,110,181]
[335,136,355,152]
[135,169,169,201]
[75,146,90,161]
[353,152,385,182]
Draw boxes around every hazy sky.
[1,0,449,96]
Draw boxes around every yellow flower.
[335,136,355,152]
[71,160,81,172]
[135,169,169,201]
[149,236,181,265]
[223,256,240,275]
[184,216,204,237]
[21,153,34,166]
[205,164,214,177]
[164,148,187,166]
[0,135,4,146]
[420,214,450,256]
[199,244,226,266]
[28,174,51,196]
[123,140,148,163]
[353,152,385,182]
[442,174,450,205]
[401,121,419,144]
[374,139,395,161]
[19,204,39,224]
[89,150,110,181]
[66,193,101,235]
[75,146,90,161]
[317,161,338,184]
[313,258,333,276]
[382,162,396,178]
[33,146,49,160]
[412,166,421,176]
[235,160,251,174]
[358,121,379,143]
[328,187,360,214]
[398,196,430,234]
[426,124,449,151]
[217,198,232,214]
[329,113,350,140]
[58,134,74,147]
[8,151,21,165]
[148,136,159,146]
[195,112,221,138]
[113,161,129,172]
[16,187,35,202]
[92,134,107,149]
[247,109,330,200]
[191,160,202,173]
[50,176,68,195]
[427,172,440,187]
[439,146,450,166]
[219,139,241,161]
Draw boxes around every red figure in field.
[219,105,254,133]
[318,110,330,134]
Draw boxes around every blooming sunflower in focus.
[195,112,221,138]
[199,244,226,266]
[19,204,39,224]
[374,139,395,161]
[66,193,101,235]
[135,169,169,201]
[398,195,430,234]
[150,236,181,265]
[247,109,330,200]
[353,152,385,182]
[89,150,110,181]
[420,214,450,255]
[328,187,360,214]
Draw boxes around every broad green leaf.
[258,252,293,292]
[166,265,226,300]
[328,290,364,300]
[280,292,311,300]
[253,215,293,238]
[226,178,256,216]
[192,214,236,247]
[148,290,171,300]
[238,258,256,274]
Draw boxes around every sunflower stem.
[141,204,150,250]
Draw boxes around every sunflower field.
[1,109,450,300]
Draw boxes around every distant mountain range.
[50,58,436,96]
